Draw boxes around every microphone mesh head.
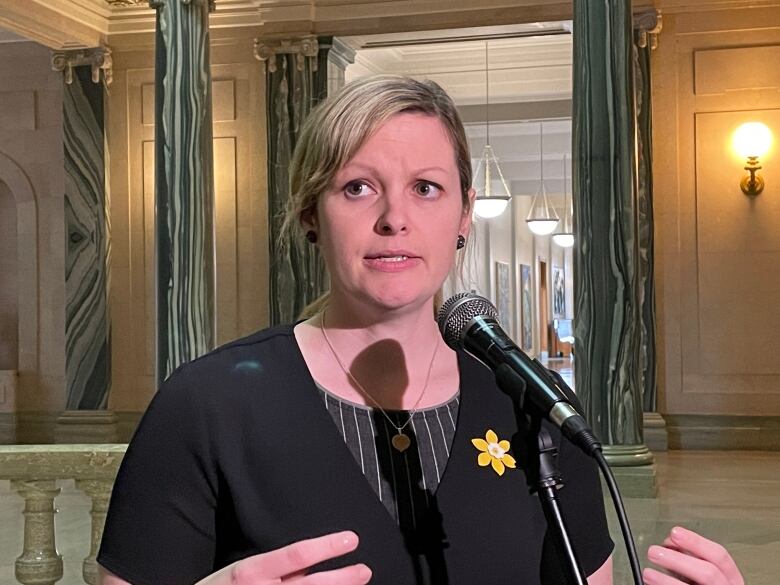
[437,292,499,349]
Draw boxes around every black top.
[98,325,613,585]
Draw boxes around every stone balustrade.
[0,445,127,585]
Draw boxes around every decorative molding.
[253,36,319,73]
[105,0,146,6]
[324,36,356,71]
[634,8,662,50]
[51,46,113,85]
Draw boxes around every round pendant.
[391,432,411,453]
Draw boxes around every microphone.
[437,292,601,457]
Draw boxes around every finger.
[668,527,744,584]
[642,567,689,585]
[233,531,359,580]
[647,545,729,585]
[662,537,684,553]
[287,563,372,585]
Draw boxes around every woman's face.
[312,112,473,314]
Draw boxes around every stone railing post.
[75,479,113,584]
[0,445,127,584]
[10,480,63,585]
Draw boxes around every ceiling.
[343,25,573,199]
[344,23,573,106]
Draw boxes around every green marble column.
[62,64,111,410]
[53,49,119,444]
[151,0,216,383]
[572,0,655,494]
[257,37,331,325]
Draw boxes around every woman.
[97,75,743,585]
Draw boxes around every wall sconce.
[732,122,773,196]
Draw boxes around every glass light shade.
[525,182,559,235]
[552,233,575,247]
[527,219,559,235]
[474,197,509,219]
[733,122,773,159]
[472,144,511,219]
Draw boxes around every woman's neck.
[295,293,459,410]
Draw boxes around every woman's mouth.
[364,252,421,272]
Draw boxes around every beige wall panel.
[141,83,155,126]
[213,80,237,122]
[653,11,780,416]
[695,46,780,95]
[212,57,269,338]
[109,60,157,412]
[693,110,780,378]
[214,136,239,345]
[0,91,36,131]
[142,140,156,381]
[109,49,268,413]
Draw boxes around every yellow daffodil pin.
[472,429,517,476]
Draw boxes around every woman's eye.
[415,181,441,197]
[344,181,374,198]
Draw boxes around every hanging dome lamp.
[473,41,511,219]
[526,121,559,235]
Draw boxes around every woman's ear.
[459,187,476,237]
[300,206,317,233]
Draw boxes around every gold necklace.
[319,311,440,453]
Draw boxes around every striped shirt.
[317,384,460,531]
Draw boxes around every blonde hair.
[279,75,473,318]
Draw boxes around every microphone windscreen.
[437,292,499,350]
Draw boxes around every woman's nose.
[374,190,408,235]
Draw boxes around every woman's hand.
[101,531,371,585]
[200,530,371,585]
[643,526,743,585]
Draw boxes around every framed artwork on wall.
[494,261,511,335]
[552,265,565,319]
[520,264,533,352]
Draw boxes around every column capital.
[51,46,113,85]
[149,0,216,11]
[633,8,662,50]
[254,36,319,73]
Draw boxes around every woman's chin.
[361,289,435,314]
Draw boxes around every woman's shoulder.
[155,323,304,405]
[176,323,297,374]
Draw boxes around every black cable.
[593,448,644,585]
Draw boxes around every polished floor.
[1,450,779,584]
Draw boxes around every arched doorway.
[0,150,39,428]
[0,179,18,370]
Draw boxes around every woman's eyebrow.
[413,166,449,175]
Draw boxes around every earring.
[305,230,318,244]
[456,234,466,250]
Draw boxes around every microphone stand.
[498,379,587,585]
[532,426,587,585]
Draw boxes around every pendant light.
[473,41,511,219]
[552,154,574,248]
[526,121,559,235]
